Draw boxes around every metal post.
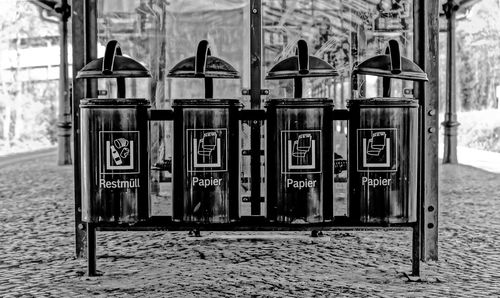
[71,0,85,259]
[442,0,460,164]
[250,0,262,216]
[414,0,440,262]
[412,223,420,276]
[57,0,72,165]
[72,0,98,258]
[85,0,98,98]
[87,223,97,276]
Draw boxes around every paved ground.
[1,150,499,297]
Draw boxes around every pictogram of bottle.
[110,145,123,165]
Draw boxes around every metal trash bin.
[348,40,428,224]
[77,40,151,223]
[265,40,338,223]
[168,40,242,223]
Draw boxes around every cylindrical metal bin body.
[266,99,334,223]
[172,99,241,223]
[80,98,150,223]
[348,98,418,224]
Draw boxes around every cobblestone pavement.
[0,151,499,297]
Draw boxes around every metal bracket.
[242,196,265,202]
[242,89,269,96]
[330,109,350,121]
[242,150,264,156]
[239,109,266,121]
[149,109,174,121]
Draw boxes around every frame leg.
[87,223,97,276]
[412,223,421,276]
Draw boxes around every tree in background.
[456,31,476,111]
[456,0,500,111]
[0,1,59,153]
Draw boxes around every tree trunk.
[2,102,11,148]
[11,35,22,144]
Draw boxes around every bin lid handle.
[382,39,402,97]
[297,39,310,75]
[293,40,309,98]
[293,39,309,98]
[195,40,210,77]
[386,39,402,75]
[195,40,214,99]
[102,40,125,98]
[102,40,122,75]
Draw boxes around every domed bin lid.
[76,40,151,79]
[168,56,239,79]
[265,40,338,99]
[167,40,239,79]
[353,40,428,82]
[167,40,239,99]
[265,40,338,80]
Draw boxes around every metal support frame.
[57,0,73,165]
[414,0,440,271]
[80,108,426,276]
[72,0,97,260]
[87,223,97,276]
[442,0,460,164]
[250,0,263,216]
[73,0,439,277]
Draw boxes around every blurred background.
[0,0,499,157]
[0,1,61,155]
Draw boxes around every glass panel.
[263,0,414,104]
[97,0,250,217]
[97,0,250,104]
[263,0,414,218]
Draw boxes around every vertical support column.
[71,0,85,259]
[250,0,262,215]
[414,0,439,266]
[85,0,98,98]
[442,0,460,164]
[72,0,98,259]
[87,223,97,276]
[412,222,420,276]
[57,0,72,165]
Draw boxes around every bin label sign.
[281,130,321,174]
[357,128,397,172]
[99,131,140,175]
[187,129,227,172]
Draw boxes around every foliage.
[454,0,500,111]
[0,1,59,153]
[441,109,500,153]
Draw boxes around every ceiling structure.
[440,0,483,12]
[439,0,487,31]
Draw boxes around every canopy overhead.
[439,0,483,17]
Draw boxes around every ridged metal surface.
[172,100,242,223]
[348,99,418,224]
[266,98,334,223]
[80,100,150,223]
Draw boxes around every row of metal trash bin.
[78,39,427,225]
